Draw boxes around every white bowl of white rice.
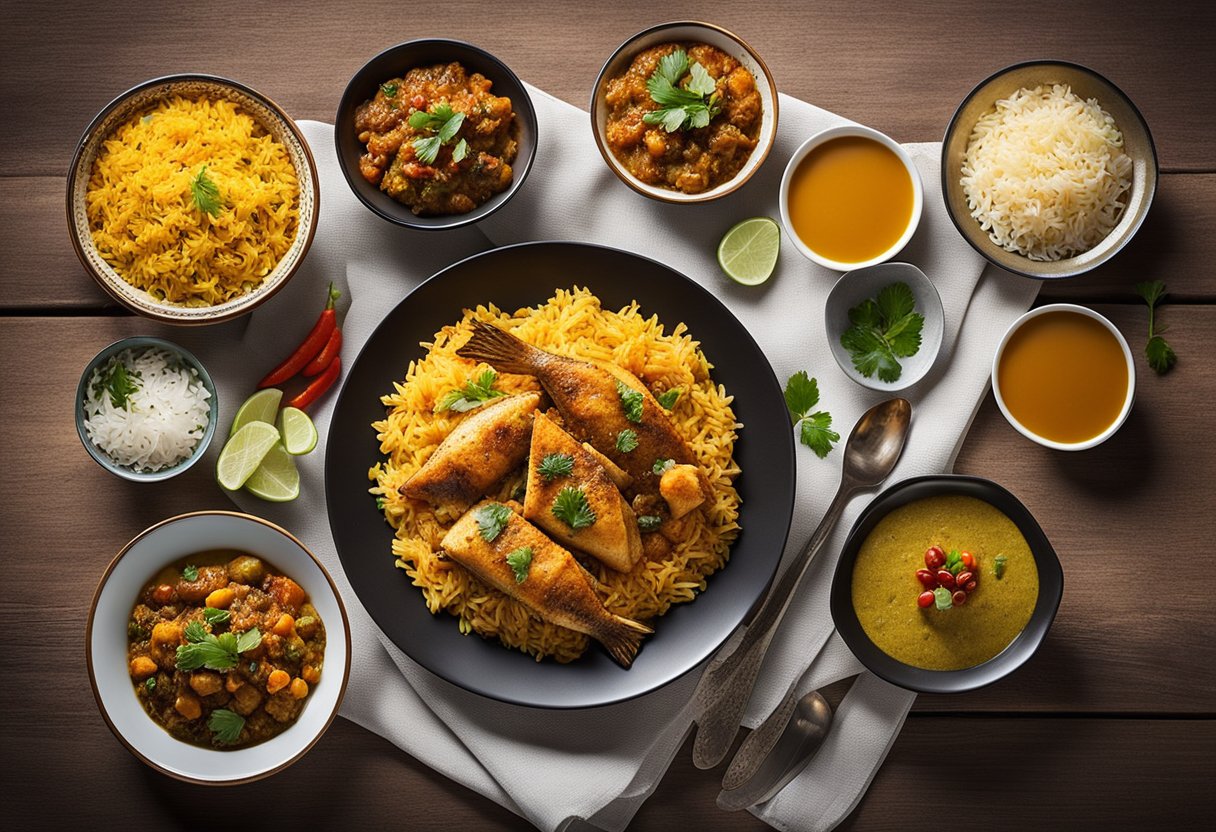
[941,60,1157,280]
[76,337,218,481]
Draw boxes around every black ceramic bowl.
[830,475,1063,694]
[334,39,537,230]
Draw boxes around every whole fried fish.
[441,501,652,667]
[457,322,708,497]
[524,411,642,572]
[400,392,540,507]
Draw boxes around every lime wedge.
[230,388,283,437]
[717,217,780,285]
[277,406,318,455]
[216,421,280,491]
[244,442,300,502]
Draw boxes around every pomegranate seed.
[917,591,935,608]
[937,570,956,590]
[916,569,937,589]
[952,590,968,606]
[961,551,976,570]
[956,571,973,588]
[925,546,946,570]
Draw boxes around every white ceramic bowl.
[780,124,924,271]
[87,512,351,784]
[590,21,779,203]
[825,262,944,392]
[992,304,1136,451]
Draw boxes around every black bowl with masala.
[335,39,537,230]
[830,475,1062,694]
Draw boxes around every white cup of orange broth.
[993,304,1136,451]
[779,125,923,271]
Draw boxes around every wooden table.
[4,1,1213,828]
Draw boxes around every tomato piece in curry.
[603,43,762,194]
[126,550,326,749]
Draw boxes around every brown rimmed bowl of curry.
[830,475,1062,694]
[335,39,537,230]
[591,21,778,203]
[87,511,351,784]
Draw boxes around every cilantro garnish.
[435,368,505,413]
[1135,280,1177,375]
[380,82,398,98]
[505,546,533,583]
[190,165,223,217]
[202,607,230,626]
[475,502,512,542]
[784,371,839,458]
[208,708,246,744]
[840,282,924,383]
[616,381,644,423]
[552,486,596,530]
[653,458,675,475]
[182,565,199,582]
[537,452,575,481]
[175,625,262,672]
[100,359,140,408]
[409,103,466,165]
[642,49,721,133]
[656,388,682,410]
[637,515,662,532]
[616,429,639,453]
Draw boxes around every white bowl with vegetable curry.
[87,512,350,784]
[591,21,778,203]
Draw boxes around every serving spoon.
[691,397,912,770]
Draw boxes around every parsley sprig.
[642,49,721,132]
[616,381,644,423]
[537,453,575,481]
[841,282,924,383]
[476,502,513,542]
[784,371,839,458]
[175,623,262,672]
[1135,280,1177,375]
[435,368,505,413]
[616,429,639,453]
[409,103,469,165]
[505,546,533,583]
[552,486,596,530]
[190,165,223,217]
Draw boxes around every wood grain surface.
[2,0,1213,829]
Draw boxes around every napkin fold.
[194,80,1038,832]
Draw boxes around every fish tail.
[457,320,542,375]
[598,615,653,669]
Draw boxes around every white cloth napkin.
[192,80,1039,831]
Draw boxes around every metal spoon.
[691,398,912,770]
[717,690,834,811]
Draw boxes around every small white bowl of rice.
[76,337,218,482]
[941,60,1157,280]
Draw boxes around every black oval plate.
[830,475,1063,694]
[325,242,795,708]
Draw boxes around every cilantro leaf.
[380,82,398,98]
[841,282,925,382]
[505,547,533,583]
[435,368,505,413]
[637,515,663,532]
[616,429,639,453]
[642,48,721,133]
[537,452,574,481]
[1135,280,1177,375]
[616,381,644,423]
[409,103,466,165]
[799,412,840,459]
[653,458,675,475]
[552,487,596,530]
[476,502,512,542]
[235,627,262,653]
[183,620,208,643]
[203,607,230,626]
[208,708,246,744]
[687,62,717,97]
[783,370,819,421]
[190,165,223,217]
[784,372,839,458]
[452,138,468,163]
[174,626,260,672]
[412,135,442,165]
[656,388,682,410]
[100,359,140,408]
[182,565,199,582]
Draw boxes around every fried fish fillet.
[524,411,642,572]
[441,501,652,667]
[399,392,540,507]
[456,321,708,497]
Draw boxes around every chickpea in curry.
[354,61,518,216]
[603,43,762,194]
[127,550,326,749]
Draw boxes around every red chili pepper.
[303,327,342,377]
[287,357,341,410]
[257,283,341,388]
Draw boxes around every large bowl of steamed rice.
[76,337,218,482]
[67,75,319,324]
[941,61,1157,280]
